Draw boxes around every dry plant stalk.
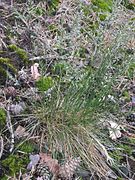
[0,136,4,159]
[6,105,14,152]
[46,125,115,178]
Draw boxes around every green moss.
[92,0,113,12]
[2,154,29,176]
[0,57,17,73]
[18,142,35,153]
[109,150,122,163]
[0,51,5,55]
[0,57,10,64]
[129,137,135,144]
[126,63,135,78]
[1,142,35,178]
[8,44,18,51]
[36,76,54,92]
[130,17,135,21]
[8,44,29,65]
[1,176,8,180]
[117,178,123,180]
[122,91,130,101]
[0,57,15,70]
[109,143,133,163]
[99,14,107,21]
[118,144,133,155]
[90,0,113,21]
[17,49,28,61]
[0,108,6,127]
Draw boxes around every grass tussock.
[27,0,135,177]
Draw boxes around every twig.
[126,155,131,178]
[0,136,4,159]
[29,55,58,61]
[29,55,86,61]
[40,132,44,152]
[6,105,14,152]
[91,134,114,165]
[11,0,13,7]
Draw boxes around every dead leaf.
[3,86,17,97]
[18,68,29,81]
[131,96,135,106]
[21,173,32,180]
[39,153,53,163]
[80,0,91,5]
[9,102,26,115]
[27,154,40,170]
[14,125,29,138]
[36,177,43,180]
[108,121,122,140]
[129,0,135,4]
[31,63,41,80]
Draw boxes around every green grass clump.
[33,19,135,175]
[36,76,54,92]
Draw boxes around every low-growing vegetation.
[0,0,135,179]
